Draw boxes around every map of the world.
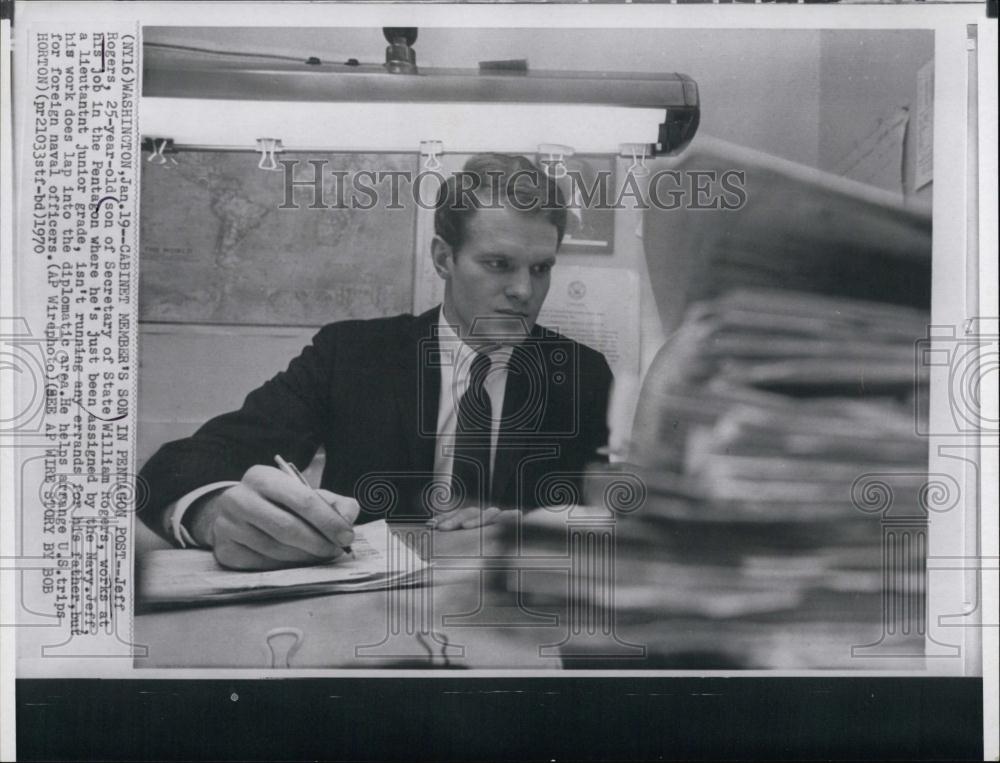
[139,151,418,325]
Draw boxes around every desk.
[134,522,567,670]
[135,518,926,670]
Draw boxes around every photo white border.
[1,1,995,757]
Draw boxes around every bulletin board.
[139,151,418,325]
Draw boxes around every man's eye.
[484,259,508,271]
[531,263,553,275]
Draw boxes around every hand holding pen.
[187,460,360,571]
[274,455,353,554]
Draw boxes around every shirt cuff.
[166,481,239,548]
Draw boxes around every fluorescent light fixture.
[141,35,700,156]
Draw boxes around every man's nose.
[505,270,533,302]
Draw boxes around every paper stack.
[504,287,930,668]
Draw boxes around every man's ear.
[430,236,454,279]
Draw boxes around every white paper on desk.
[138,520,429,605]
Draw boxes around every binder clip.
[621,143,651,178]
[538,143,573,179]
[256,137,284,171]
[145,137,177,166]
[420,140,443,171]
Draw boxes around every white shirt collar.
[436,306,514,375]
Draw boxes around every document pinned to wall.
[835,107,909,196]
[914,59,934,190]
[538,265,641,377]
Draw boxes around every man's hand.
[187,465,360,570]
[429,505,513,531]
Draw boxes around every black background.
[17,677,983,760]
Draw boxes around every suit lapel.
[394,307,441,476]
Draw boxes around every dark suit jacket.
[138,306,613,540]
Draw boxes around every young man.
[138,154,613,570]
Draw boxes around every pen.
[274,454,353,554]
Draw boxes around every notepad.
[137,520,429,607]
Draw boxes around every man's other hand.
[188,465,360,570]
[429,505,513,531]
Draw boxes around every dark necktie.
[450,351,493,509]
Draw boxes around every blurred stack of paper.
[640,136,932,337]
[501,286,929,668]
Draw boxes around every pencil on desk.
[274,454,353,554]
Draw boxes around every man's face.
[435,205,558,346]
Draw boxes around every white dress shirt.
[165,307,512,547]
[432,311,512,486]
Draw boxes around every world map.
[139,151,418,325]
